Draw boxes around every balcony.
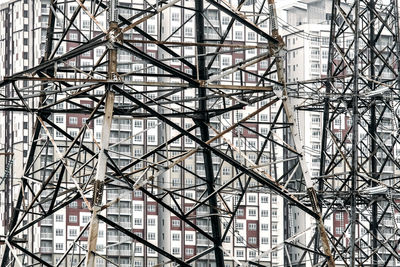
[107,207,132,214]
[111,124,131,131]
[107,235,119,242]
[40,233,53,239]
[120,222,131,229]
[109,137,131,144]
[107,192,119,199]
[40,247,52,253]
[41,219,53,225]
[107,207,119,214]
[107,250,119,256]
[41,8,49,15]
[197,239,210,246]
[120,208,131,214]
[120,249,131,256]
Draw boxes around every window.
[82,20,90,29]
[148,232,156,240]
[261,237,269,244]
[236,222,243,230]
[222,167,231,175]
[134,218,142,225]
[248,223,257,231]
[236,250,244,257]
[148,218,156,226]
[248,237,257,244]
[234,31,243,40]
[56,243,64,250]
[55,116,64,123]
[172,220,180,227]
[248,195,256,203]
[69,228,78,237]
[335,213,344,221]
[172,233,180,241]
[261,210,269,217]
[185,234,194,242]
[69,215,77,223]
[148,204,156,212]
[70,33,78,41]
[335,226,344,234]
[82,216,90,224]
[148,135,156,142]
[272,209,278,218]
[134,204,142,211]
[185,248,194,255]
[312,143,321,151]
[184,27,193,36]
[135,245,143,253]
[248,209,256,216]
[222,57,231,66]
[237,209,244,217]
[311,115,320,125]
[261,196,268,203]
[172,247,180,255]
[147,24,156,34]
[261,224,269,231]
[134,134,142,142]
[171,13,179,21]
[312,130,320,139]
[69,117,78,124]
[55,215,63,222]
[55,229,63,236]
[334,118,341,127]
[248,31,256,41]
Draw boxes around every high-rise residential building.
[0,1,288,266]
[279,2,333,265]
[6,1,396,267]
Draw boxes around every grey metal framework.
[295,0,400,266]
[0,0,399,267]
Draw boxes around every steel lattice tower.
[1,0,400,267]
[296,0,400,266]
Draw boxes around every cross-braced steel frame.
[2,0,399,266]
[294,0,400,266]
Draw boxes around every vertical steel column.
[350,1,360,266]
[157,1,172,263]
[85,1,119,266]
[268,1,335,266]
[194,1,224,266]
[316,1,335,265]
[368,1,378,266]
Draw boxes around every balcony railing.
[120,249,131,256]
[40,247,52,253]
[120,222,131,229]
[41,219,53,225]
[40,233,53,239]
[107,235,119,242]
